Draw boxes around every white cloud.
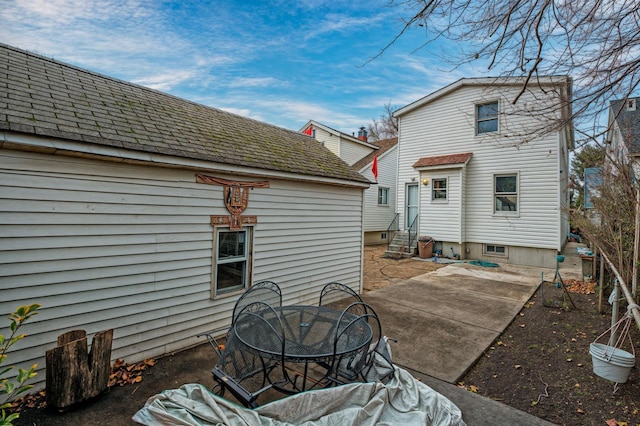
[227,77,285,89]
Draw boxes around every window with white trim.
[378,187,389,205]
[494,173,518,212]
[432,178,447,200]
[476,101,499,134]
[485,244,507,256]
[214,227,251,295]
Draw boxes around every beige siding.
[0,149,364,390]
[397,84,564,253]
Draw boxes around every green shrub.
[0,304,40,426]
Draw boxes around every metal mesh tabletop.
[233,305,373,363]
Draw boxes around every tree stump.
[45,329,113,409]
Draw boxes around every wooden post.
[46,329,113,409]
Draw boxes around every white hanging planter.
[590,343,635,383]
[590,304,637,384]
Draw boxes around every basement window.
[484,244,507,257]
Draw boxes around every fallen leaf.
[605,419,617,426]
[514,364,521,369]
[576,408,584,414]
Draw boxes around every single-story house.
[0,43,369,391]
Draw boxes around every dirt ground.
[461,282,640,426]
[362,244,445,291]
[9,245,640,425]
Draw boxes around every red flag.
[371,155,378,181]
[303,125,313,136]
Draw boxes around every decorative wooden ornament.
[196,174,269,230]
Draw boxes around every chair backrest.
[332,302,394,383]
[319,282,363,307]
[232,281,282,323]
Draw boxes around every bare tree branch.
[380,0,640,143]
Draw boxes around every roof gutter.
[0,131,370,189]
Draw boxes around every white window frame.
[431,177,448,201]
[213,227,252,297]
[476,101,499,135]
[484,244,508,257]
[494,173,519,214]
[378,187,390,206]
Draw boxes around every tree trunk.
[46,329,113,410]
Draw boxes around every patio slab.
[362,264,542,383]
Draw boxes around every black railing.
[407,215,418,252]
[386,213,400,252]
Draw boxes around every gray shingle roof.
[610,99,640,154]
[352,137,397,171]
[0,43,368,184]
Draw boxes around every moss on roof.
[0,43,367,184]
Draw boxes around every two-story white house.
[393,77,574,268]
[300,121,398,245]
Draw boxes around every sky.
[0,0,491,135]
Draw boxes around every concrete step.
[383,250,413,259]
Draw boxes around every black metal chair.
[319,282,363,307]
[210,301,288,408]
[328,302,395,385]
[232,281,282,323]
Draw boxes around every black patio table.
[233,304,374,392]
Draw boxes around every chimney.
[357,126,368,142]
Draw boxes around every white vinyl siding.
[419,170,463,243]
[315,129,340,156]
[0,149,364,391]
[396,84,564,251]
[361,147,398,232]
[340,140,374,166]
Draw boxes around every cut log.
[46,329,113,409]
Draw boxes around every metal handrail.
[386,213,399,252]
[407,215,419,250]
[599,248,640,331]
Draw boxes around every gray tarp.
[132,367,466,425]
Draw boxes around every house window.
[214,228,251,295]
[485,244,507,257]
[627,99,636,112]
[378,187,389,205]
[432,178,447,200]
[494,174,518,212]
[476,101,499,134]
